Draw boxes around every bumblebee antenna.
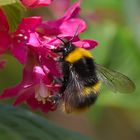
[68,24,80,43]
[56,36,66,45]
[56,25,80,49]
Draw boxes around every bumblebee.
[50,38,135,113]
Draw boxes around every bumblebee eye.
[61,47,67,53]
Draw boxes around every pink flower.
[0,13,61,112]
[38,1,82,36]
[21,0,53,8]
[0,1,98,113]
[0,48,61,113]
[37,1,98,49]
[11,17,42,64]
[0,9,42,64]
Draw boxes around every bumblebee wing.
[95,64,135,93]
[63,69,84,113]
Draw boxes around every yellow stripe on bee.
[83,81,101,96]
[61,103,89,114]
[65,48,93,63]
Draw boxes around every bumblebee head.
[56,37,75,57]
[55,25,80,57]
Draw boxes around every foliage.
[0,104,92,140]
[1,1,25,31]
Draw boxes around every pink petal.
[41,102,55,113]
[0,62,34,99]
[27,32,41,47]
[37,1,81,36]
[22,64,35,83]
[21,0,53,8]
[42,58,61,77]
[63,1,81,20]
[26,95,40,110]
[11,42,27,64]
[0,31,10,54]
[73,39,98,49]
[14,90,33,106]
[0,9,9,31]
[60,18,86,36]
[0,85,22,99]
[33,66,52,84]
[37,19,62,35]
[0,83,33,100]
[11,17,42,64]
[33,66,46,77]
[15,17,42,35]
[0,62,37,105]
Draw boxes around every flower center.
[35,82,50,104]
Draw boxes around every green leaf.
[0,54,22,91]
[2,1,25,32]
[0,0,16,6]
[0,104,92,140]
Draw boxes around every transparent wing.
[95,64,135,93]
[63,69,84,113]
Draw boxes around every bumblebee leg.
[47,94,62,104]
[53,77,63,84]
[54,57,63,62]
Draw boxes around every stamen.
[35,82,50,104]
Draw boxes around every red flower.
[0,48,61,112]
[11,17,42,64]
[37,1,98,49]
[0,1,98,113]
[0,9,42,64]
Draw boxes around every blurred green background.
[0,0,140,140]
